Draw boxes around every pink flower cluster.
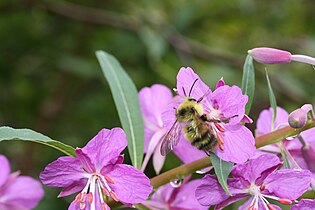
[37,65,315,210]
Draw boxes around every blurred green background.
[1,0,315,209]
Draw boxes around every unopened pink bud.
[248,47,292,64]
[288,108,307,128]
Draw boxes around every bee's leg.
[220,115,238,123]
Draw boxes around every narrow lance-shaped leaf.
[96,51,144,169]
[0,126,75,156]
[210,152,234,195]
[265,70,277,128]
[265,71,290,167]
[241,55,255,115]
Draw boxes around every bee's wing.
[160,120,182,156]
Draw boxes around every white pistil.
[74,173,117,210]
[89,176,96,210]
[247,182,292,209]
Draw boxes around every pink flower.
[40,128,152,210]
[256,106,315,175]
[162,67,255,163]
[291,199,315,210]
[248,47,315,65]
[196,154,312,209]
[143,179,208,210]
[139,84,207,174]
[0,155,44,210]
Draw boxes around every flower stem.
[150,119,315,189]
[291,54,315,66]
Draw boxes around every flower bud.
[288,108,307,128]
[248,47,292,64]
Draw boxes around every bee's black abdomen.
[191,131,218,152]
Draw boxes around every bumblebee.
[160,79,220,156]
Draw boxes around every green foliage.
[1,1,315,209]
[210,152,234,196]
[96,51,144,169]
[0,126,75,156]
[265,70,277,128]
[241,55,255,115]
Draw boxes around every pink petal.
[172,179,209,210]
[151,183,174,203]
[238,198,281,210]
[58,179,87,197]
[264,169,312,199]
[82,128,127,171]
[75,148,95,173]
[0,155,10,188]
[68,186,106,210]
[141,129,166,173]
[195,175,230,206]
[215,78,225,89]
[301,127,315,144]
[215,124,255,163]
[210,85,247,125]
[216,194,248,210]
[161,96,182,129]
[153,146,166,174]
[140,85,173,152]
[1,176,44,209]
[231,154,281,184]
[142,200,168,210]
[256,106,289,136]
[291,199,315,210]
[107,164,152,204]
[176,67,211,100]
[241,114,253,124]
[40,156,87,187]
[173,137,208,164]
[139,84,173,130]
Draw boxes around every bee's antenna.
[197,89,211,103]
[182,87,187,97]
[188,79,199,97]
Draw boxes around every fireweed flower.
[196,154,312,210]
[139,84,207,174]
[0,155,44,210]
[162,67,255,163]
[40,128,152,210]
[291,199,315,210]
[248,47,315,65]
[142,179,208,210]
[256,106,315,174]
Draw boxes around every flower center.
[74,173,118,210]
[246,183,292,210]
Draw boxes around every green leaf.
[265,70,277,128]
[210,152,234,195]
[241,55,255,115]
[0,126,75,156]
[96,51,144,169]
